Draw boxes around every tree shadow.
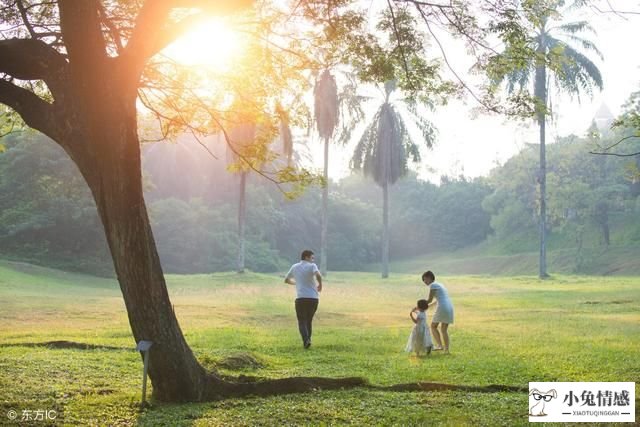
[0,340,127,351]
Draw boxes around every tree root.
[206,375,367,399]
[0,340,126,351]
[371,382,527,393]
[202,374,526,401]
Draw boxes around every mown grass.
[382,244,640,276]
[1,260,638,426]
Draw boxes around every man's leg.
[295,299,309,345]
[306,299,319,344]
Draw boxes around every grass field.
[377,244,640,276]
[1,260,639,426]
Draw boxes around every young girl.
[405,299,433,356]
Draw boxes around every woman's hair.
[417,299,428,310]
[422,271,435,282]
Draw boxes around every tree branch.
[150,13,210,59]
[394,0,454,7]
[118,0,173,80]
[588,0,640,17]
[16,0,38,38]
[0,79,60,140]
[589,150,640,157]
[386,0,416,91]
[0,38,68,97]
[593,134,638,152]
[97,1,124,53]
[58,0,107,73]
[414,5,502,114]
[120,0,254,83]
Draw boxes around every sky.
[312,1,640,182]
[166,1,640,183]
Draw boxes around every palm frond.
[561,34,603,60]
[556,20,595,35]
[404,102,437,149]
[313,70,339,140]
[496,8,603,105]
[335,81,366,145]
[505,65,534,94]
[548,36,603,96]
[351,109,381,171]
[352,101,430,187]
[275,104,293,164]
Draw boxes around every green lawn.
[1,260,638,426]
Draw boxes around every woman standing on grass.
[422,270,454,354]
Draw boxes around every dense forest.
[1,108,638,276]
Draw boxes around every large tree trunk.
[382,181,389,278]
[237,172,247,273]
[320,137,329,276]
[68,81,209,401]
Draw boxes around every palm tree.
[351,80,435,278]
[497,2,603,278]
[227,123,256,274]
[276,103,294,166]
[314,69,339,275]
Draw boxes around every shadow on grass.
[372,382,526,393]
[0,340,128,351]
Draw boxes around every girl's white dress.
[430,282,454,324]
[405,311,433,354]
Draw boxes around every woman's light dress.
[430,282,454,324]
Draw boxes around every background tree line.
[2,114,638,276]
[0,130,491,275]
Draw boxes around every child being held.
[405,299,433,356]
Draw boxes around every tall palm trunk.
[537,100,548,278]
[320,137,329,275]
[632,155,640,197]
[535,32,549,279]
[237,172,247,273]
[382,181,390,278]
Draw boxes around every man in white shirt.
[285,249,323,349]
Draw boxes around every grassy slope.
[1,261,639,425]
[378,244,640,276]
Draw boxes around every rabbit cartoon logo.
[529,388,557,416]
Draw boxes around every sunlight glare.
[166,19,242,71]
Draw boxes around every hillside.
[376,244,640,276]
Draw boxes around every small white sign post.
[135,340,153,407]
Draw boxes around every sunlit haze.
[164,19,242,72]
[162,4,640,183]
